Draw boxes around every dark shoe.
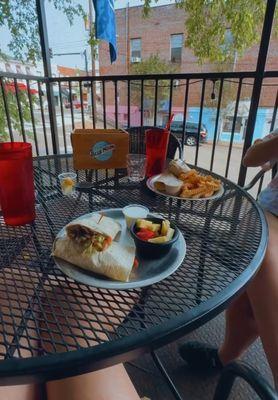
[179,341,223,371]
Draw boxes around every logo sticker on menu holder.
[90,141,116,161]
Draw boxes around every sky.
[0,0,175,71]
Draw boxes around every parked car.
[170,121,208,146]
[64,100,88,109]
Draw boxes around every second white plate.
[146,174,224,201]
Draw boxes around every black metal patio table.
[0,154,268,391]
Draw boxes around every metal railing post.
[238,0,277,186]
[36,0,59,154]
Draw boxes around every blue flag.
[93,0,117,63]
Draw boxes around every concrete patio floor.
[126,312,273,400]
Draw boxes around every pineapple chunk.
[149,223,161,233]
[148,236,168,244]
[136,219,153,229]
[166,227,175,241]
[161,220,170,236]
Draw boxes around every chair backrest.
[243,162,277,192]
[125,126,182,160]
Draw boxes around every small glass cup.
[58,172,77,196]
[126,154,147,182]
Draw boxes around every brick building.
[98,4,277,141]
[99,4,278,75]
[98,4,277,106]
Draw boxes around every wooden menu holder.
[71,128,129,170]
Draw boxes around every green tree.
[0,83,35,142]
[143,0,277,64]
[0,0,84,142]
[130,54,177,112]
[0,0,84,63]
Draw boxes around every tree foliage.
[143,0,277,64]
[130,54,177,107]
[0,84,34,142]
[0,0,85,63]
[0,0,84,142]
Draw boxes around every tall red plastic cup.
[0,142,35,226]
[145,128,169,177]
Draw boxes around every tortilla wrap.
[66,213,121,243]
[168,159,191,177]
[52,236,135,282]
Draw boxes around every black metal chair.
[243,168,268,192]
[125,126,182,160]
[213,361,278,400]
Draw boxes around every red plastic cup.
[145,128,169,177]
[0,142,36,226]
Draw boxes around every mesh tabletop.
[0,155,267,384]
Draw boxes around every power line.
[50,39,88,46]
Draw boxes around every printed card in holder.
[71,129,129,170]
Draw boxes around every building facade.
[98,4,277,141]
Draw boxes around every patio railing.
[0,70,277,195]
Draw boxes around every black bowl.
[130,216,179,259]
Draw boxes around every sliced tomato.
[106,236,112,245]
[136,229,156,241]
[102,236,112,251]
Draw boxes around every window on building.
[223,116,243,133]
[170,34,183,63]
[5,63,12,72]
[130,38,141,63]
[26,66,31,75]
[15,64,21,74]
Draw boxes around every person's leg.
[0,268,41,400]
[46,364,140,400]
[246,211,278,387]
[218,291,258,364]
[179,291,259,370]
[0,383,40,400]
[40,283,141,399]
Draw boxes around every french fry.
[178,169,221,198]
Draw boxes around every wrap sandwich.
[66,213,121,252]
[52,235,136,282]
[168,159,191,177]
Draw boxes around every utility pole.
[84,49,88,75]
[88,0,96,78]
[36,0,59,154]
[88,0,97,124]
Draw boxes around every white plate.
[146,174,224,201]
[53,208,186,290]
